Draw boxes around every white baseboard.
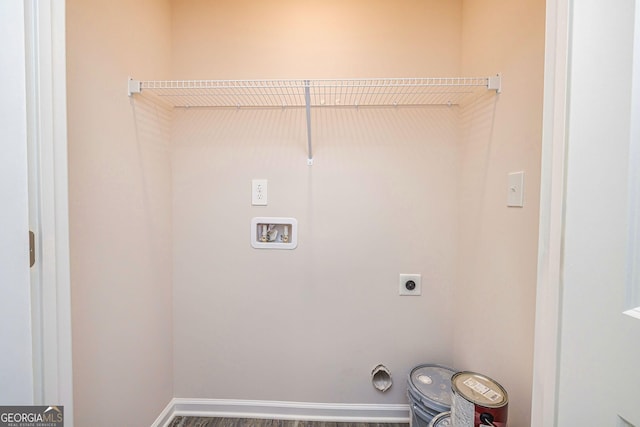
[152,398,410,427]
[151,399,176,427]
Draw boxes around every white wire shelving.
[128,75,501,164]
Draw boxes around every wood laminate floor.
[167,417,409,427]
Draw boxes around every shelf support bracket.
[488,74,502,94]
[304,80,313,165]
[128,77,141,97]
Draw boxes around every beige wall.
[66,0,545,424]
[172,107,460,402]
[170,0,462,79]
[66,0,173,425]
[170,0,463,404]
[455,0,545,426]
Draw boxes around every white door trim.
[0,0,34,404]
[25,0,73,421]
[625,0,640,314]
[531,0,570,425]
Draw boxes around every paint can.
[407,364,456,426]
[451,371,508,427]
[427,411,451,427]
[410,400,438,427]
[408,364,456,414]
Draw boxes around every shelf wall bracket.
[304,80,313,165]
[127,77,141,97]
[488,74,502,94]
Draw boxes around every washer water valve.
[251,217,297,250]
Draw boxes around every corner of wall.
[67,0,174,425]
[455,0,545,425]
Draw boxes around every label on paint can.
[462,378,502,402]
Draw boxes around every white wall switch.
[507,171,525,207]
[399,274,422,296]
[252,179,267,206]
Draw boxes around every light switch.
[507,171,524,207]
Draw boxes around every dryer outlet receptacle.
[399,274,422,296]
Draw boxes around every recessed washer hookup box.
[251,217,298,249]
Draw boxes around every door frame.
[531,0,569,425]
[626,0,640,318]
[533,0,640,425]
[38,0,592,425]
[28,0,74,422]
[0,0,34,403]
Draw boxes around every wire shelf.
[127,76,501,164]
[129,77,500,108]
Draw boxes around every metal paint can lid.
[427,411,451,427]
[408,364,456,413]
[451,371,508,408]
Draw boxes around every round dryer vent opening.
[371,364,392,392]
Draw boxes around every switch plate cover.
[507,171,524,207]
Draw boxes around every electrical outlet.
[399,274,422,296]
[252,179,267,206]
